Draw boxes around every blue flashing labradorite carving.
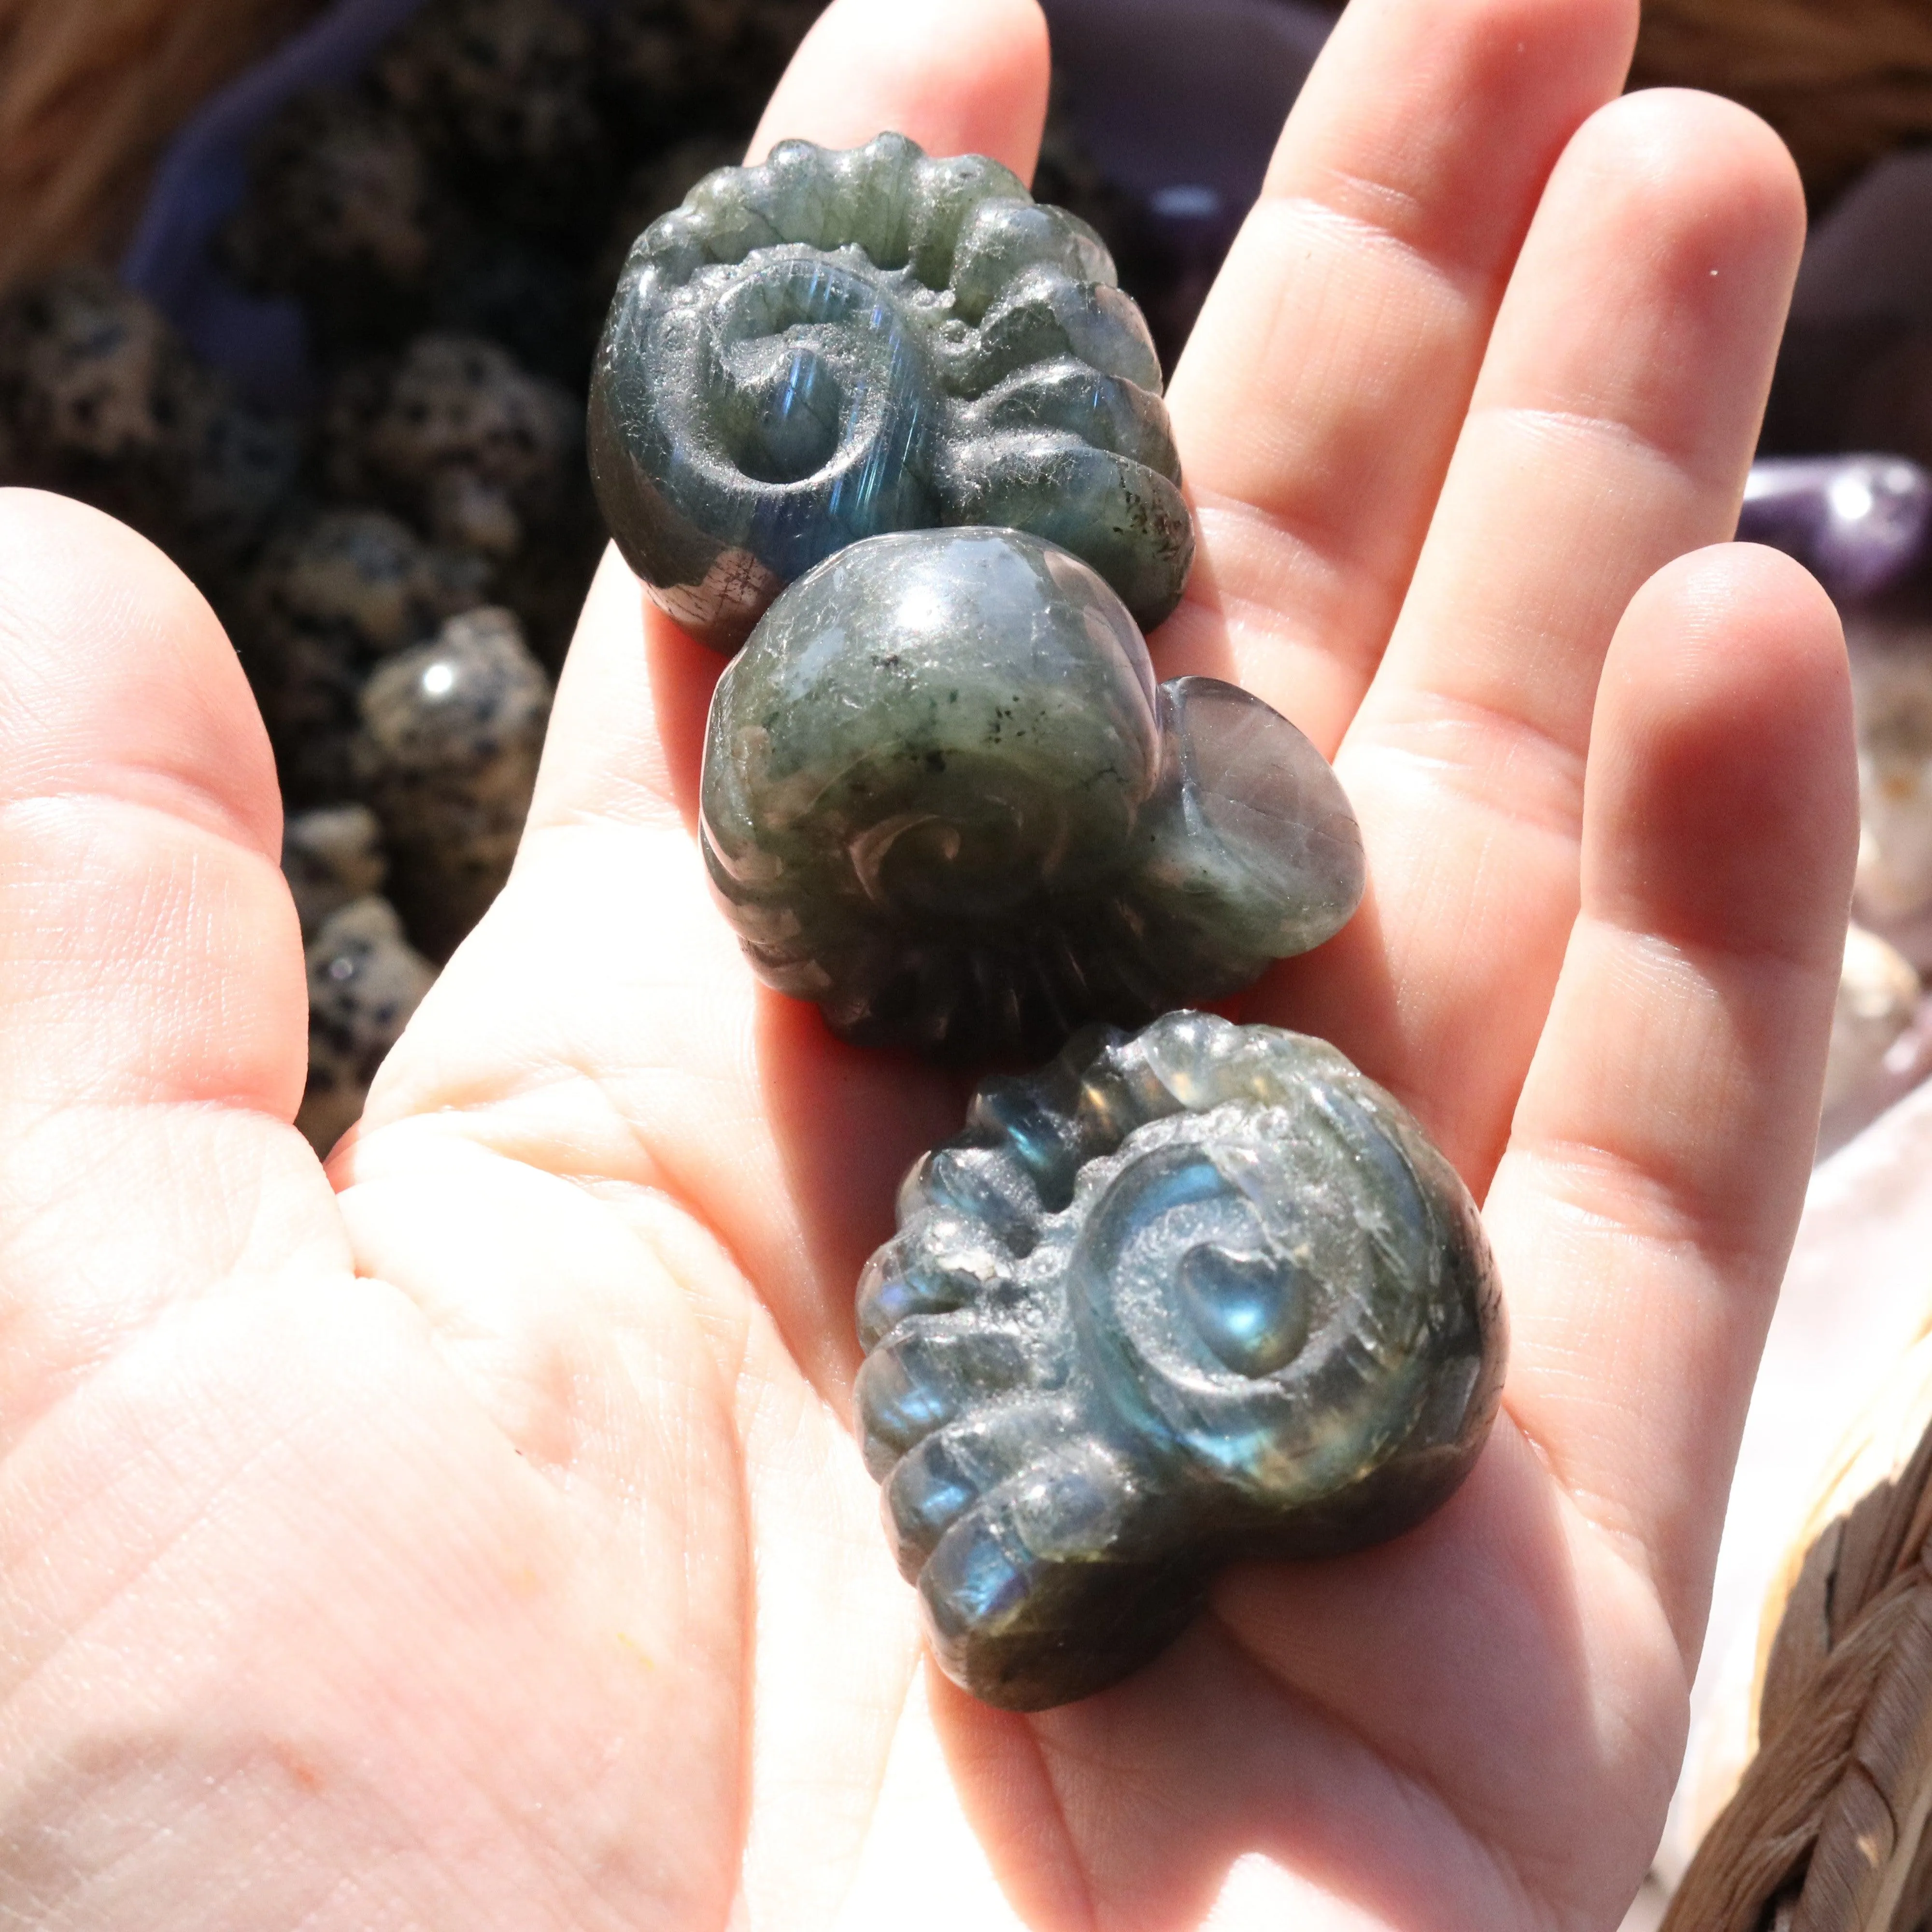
[699,528,1364,1061]
[855,1010,1506,1710]
[590,131,1194,651]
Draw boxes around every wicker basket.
[1,0,1925,301]
[0,0,319,293]
[1631,0,1932,200]
[1662,1326,1932,1932]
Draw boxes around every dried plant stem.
[1633,0,1932,202]
[0,0,320,294]
[0,0,1923,301]
[1665,1328,1932,1931]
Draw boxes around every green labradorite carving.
[857,1010,1506,1710]
[699,528,1364,1060]
[590,130,1194,651]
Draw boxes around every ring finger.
[1254,86,1807,1188]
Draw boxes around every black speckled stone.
[600,0,825,130]
[326,333,581,561]
[222,89,442,350]
[0,268,300,585]
[374,0,609,236]
[283,802,387,939]
[357,605,553,958]
[298,894,437,1153]
[238,509,487,808]
[858,1010,1506,1709]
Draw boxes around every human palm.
[0,0,1856,1925]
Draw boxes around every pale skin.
[0,0,1859,1923]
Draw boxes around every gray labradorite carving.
[590,130,1193,651]
[700,528,1364,1059]
[856,1011,1506,1710]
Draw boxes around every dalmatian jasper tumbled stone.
[298,895,436,1154]
[356,605,553,959]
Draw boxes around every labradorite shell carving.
[856,1011,1506,1710]
[700,527,1364,1060]
[589,130,1193,651]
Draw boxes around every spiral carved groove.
[590,131,1193,650]
[699,527,1364,1061]
[856,1011,1506,1709]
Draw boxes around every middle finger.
[1257,87,1805,1185]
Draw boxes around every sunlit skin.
[0,0,1856,1926]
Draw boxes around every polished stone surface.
[357,605,552,959]
[0,268,301,585]
[326,333,581,560]
[239,508,486,807]
[590,130,1193,649]
[1826,923,1922,1115]
[298,894,436,1154]
[856,1010,1506,1709]
[1740,455,1932,607]
[701,528,1362,1058]
[283,802,387,940]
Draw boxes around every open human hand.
[0,0,1856,1925]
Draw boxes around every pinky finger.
[1482,543,1856,1663]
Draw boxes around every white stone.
[1825,923,1921,1112]
[1851,616,1932,929]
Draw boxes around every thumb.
[0,489,346,1446]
